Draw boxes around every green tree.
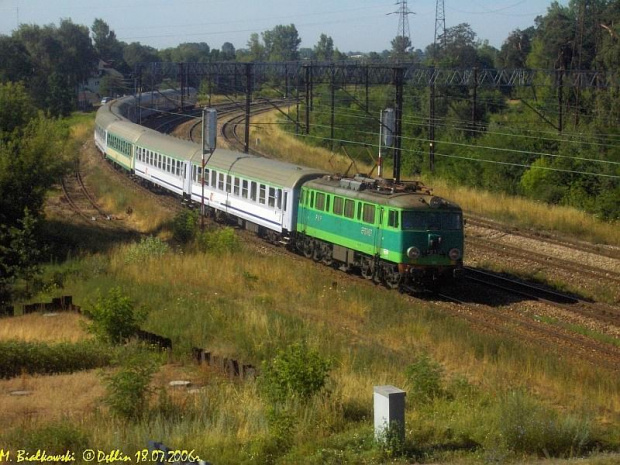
[221,42,236,61]
[314,34,334,61]
[262,24,301,61]
[390,35,413,62]
[498,28,534,68]
[0,36,32,83]
[246,33,265,61]
[91,18,124,65]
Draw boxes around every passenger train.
[95,89,464,289]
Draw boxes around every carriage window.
[276,189,282,209]
[283,192,288,211]
[388,210,399,228]
[177,160,181,176]
[315,192,325,211]
[211,170,217,186]
[195,166,200,183]
[218,173,225,191]
[344,199,355,219]
[233,177,240,196]
[268,187,276,207]
[363,204,376,224]
[242,180,249,198]
[250,181,257,201]
[259,184,266,204]
[226,175,232,193]
[333,197,344,215]
[204,168,209,185]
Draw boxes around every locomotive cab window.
[388,210,399,228]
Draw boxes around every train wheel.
[302,239,314,259]
[361,261,374,280]
[383,266,402,290]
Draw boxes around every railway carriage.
[188,150,326,240]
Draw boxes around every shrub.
[172,210,198,244]
[195,227,240,254]
[101,349,158,421]
[405,353,444,402]
[125,236,170,264]
[85,287,147,344]
[260,342,331,403]
[0,340,111,378]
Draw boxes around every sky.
[0,0,567,54]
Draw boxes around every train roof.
[95,105,122,130]
[106,120,149,143]
[206,150,328,188]
[137,130,202,161]
[304,175,462,211]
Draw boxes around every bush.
[405,353,444,402]
[260,342,331,403]
[195,227,240,254]
[172,210,199,244]
[101,349,158,421]
[125,236,170,264]
[0,340,111,378]
[85,287,147,344]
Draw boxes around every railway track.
[465,213,620,261]
[61,158,113,223]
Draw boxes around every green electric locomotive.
[295,174,464,289]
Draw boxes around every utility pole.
[201,108,217,231]
[244,63,252,153]
[430,0,446,172]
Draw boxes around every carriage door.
[374,207,385,258]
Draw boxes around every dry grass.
[0,313,91,343]
[0,371,104,426]
[249,111,363,173]
[81,141,175,234]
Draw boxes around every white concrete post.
[373,385,406,442]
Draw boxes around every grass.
[2,107,619,464]
[0,312,90,343]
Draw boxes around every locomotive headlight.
[407,246,421,259]
[449,248,461,260]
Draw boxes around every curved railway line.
[74,98,620,372]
